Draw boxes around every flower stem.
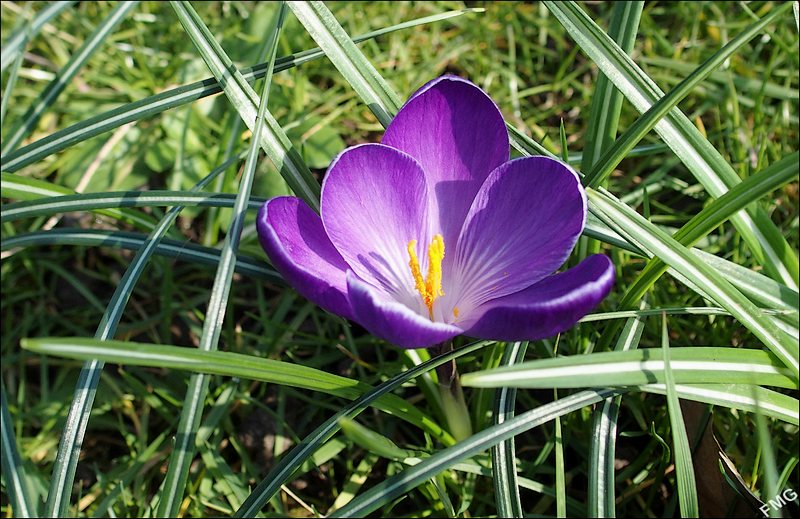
[434,341,473,441]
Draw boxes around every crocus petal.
[346,272,463,349]
[461,254,615,341]
[321,143,434,310]
[257,197,354,320]
[382,75,509,253]
[448,156,586,313]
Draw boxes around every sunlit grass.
[1,1,797,517]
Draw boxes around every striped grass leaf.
[554,394,566,517]
[491,341,528,518]
[0,189,266,223]
[0,228,281,283]
[0,172,158,231]
[545,0,799,290]
[234,342,492,517]
[753,405,780,518]
[37,126,247,519]
[661,315,699,518]
[588,308,647,518]
[619,152,800,311]
[582,4,795,188]
[0,8,478,173]
[579,1,642,174]
[461,347,797,390]
[587,188,798,377]
[580,306,792,323]
[0,1,76,74]
[18,337,459,451]
[287,1,403,128]
[156,3,286,515]
[170,1,319,210]
[328,388,625,518]
[638,384,798,426]
[1,381,36,518]
[693,249,799,314]
[1,1,139,155]
[0,13,28,128]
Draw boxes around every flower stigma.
[407,234,445,319]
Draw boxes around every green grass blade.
[19,337,454,444]
[587,188,798,377]
[1,380,35,518]
[1,189,266,222]
[328,388,625,518]
[619,152,799,313]
[753,401,780,518]
[1,1,138,155]
[661,315,699,518]
[156,3,285,515]
[171,0,318,211]
[0,1,75,73]
[588,310,646,518]
[0,8,476,173]
[491,341,527,518]
[234,341,491,517]
[693,249,799,313]
[0,172,159,231]
[545,0,799,289]
[579,1,642,173]
[583,4,794,188]
[0,228,281,283]
[1,18,28,129]
[461,347,797,390]
[287,1,402,128]
[39,132,244,519]
[639,384,798,425]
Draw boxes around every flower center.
[407,234,445,319]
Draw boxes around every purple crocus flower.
[257,76,615,349]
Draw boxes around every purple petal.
[257,197,354,320]
[321,143,434,309]
[347,272,463,349]
[382,75,509,254]
[462,255,615,341]
[448,156,586,313]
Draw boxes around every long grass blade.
[661,315,699,518]
[0,172,159,231]
[588,309,646,517]
[587,188,798,377]
[639,384,798,425]
[1,380,35,518]
[1,189,266,222]
[328,388,625,518]
[0,1,76,73]
[19,337,454,444]
[583,4,794,188]
[155,2,286,515]
[235,341,491,517]
[1,1,138,155]
[461,347,797,390]
[491,341,528,518]
[39,129,246,519]
[0,229,281,283]
[545,0,799,289]
[619,152,800,312]
[287,1,402,128]
[0,8,477,173]
[579,1,642,173]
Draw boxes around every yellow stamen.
[453,307,460,319]
[407,234,445,319]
